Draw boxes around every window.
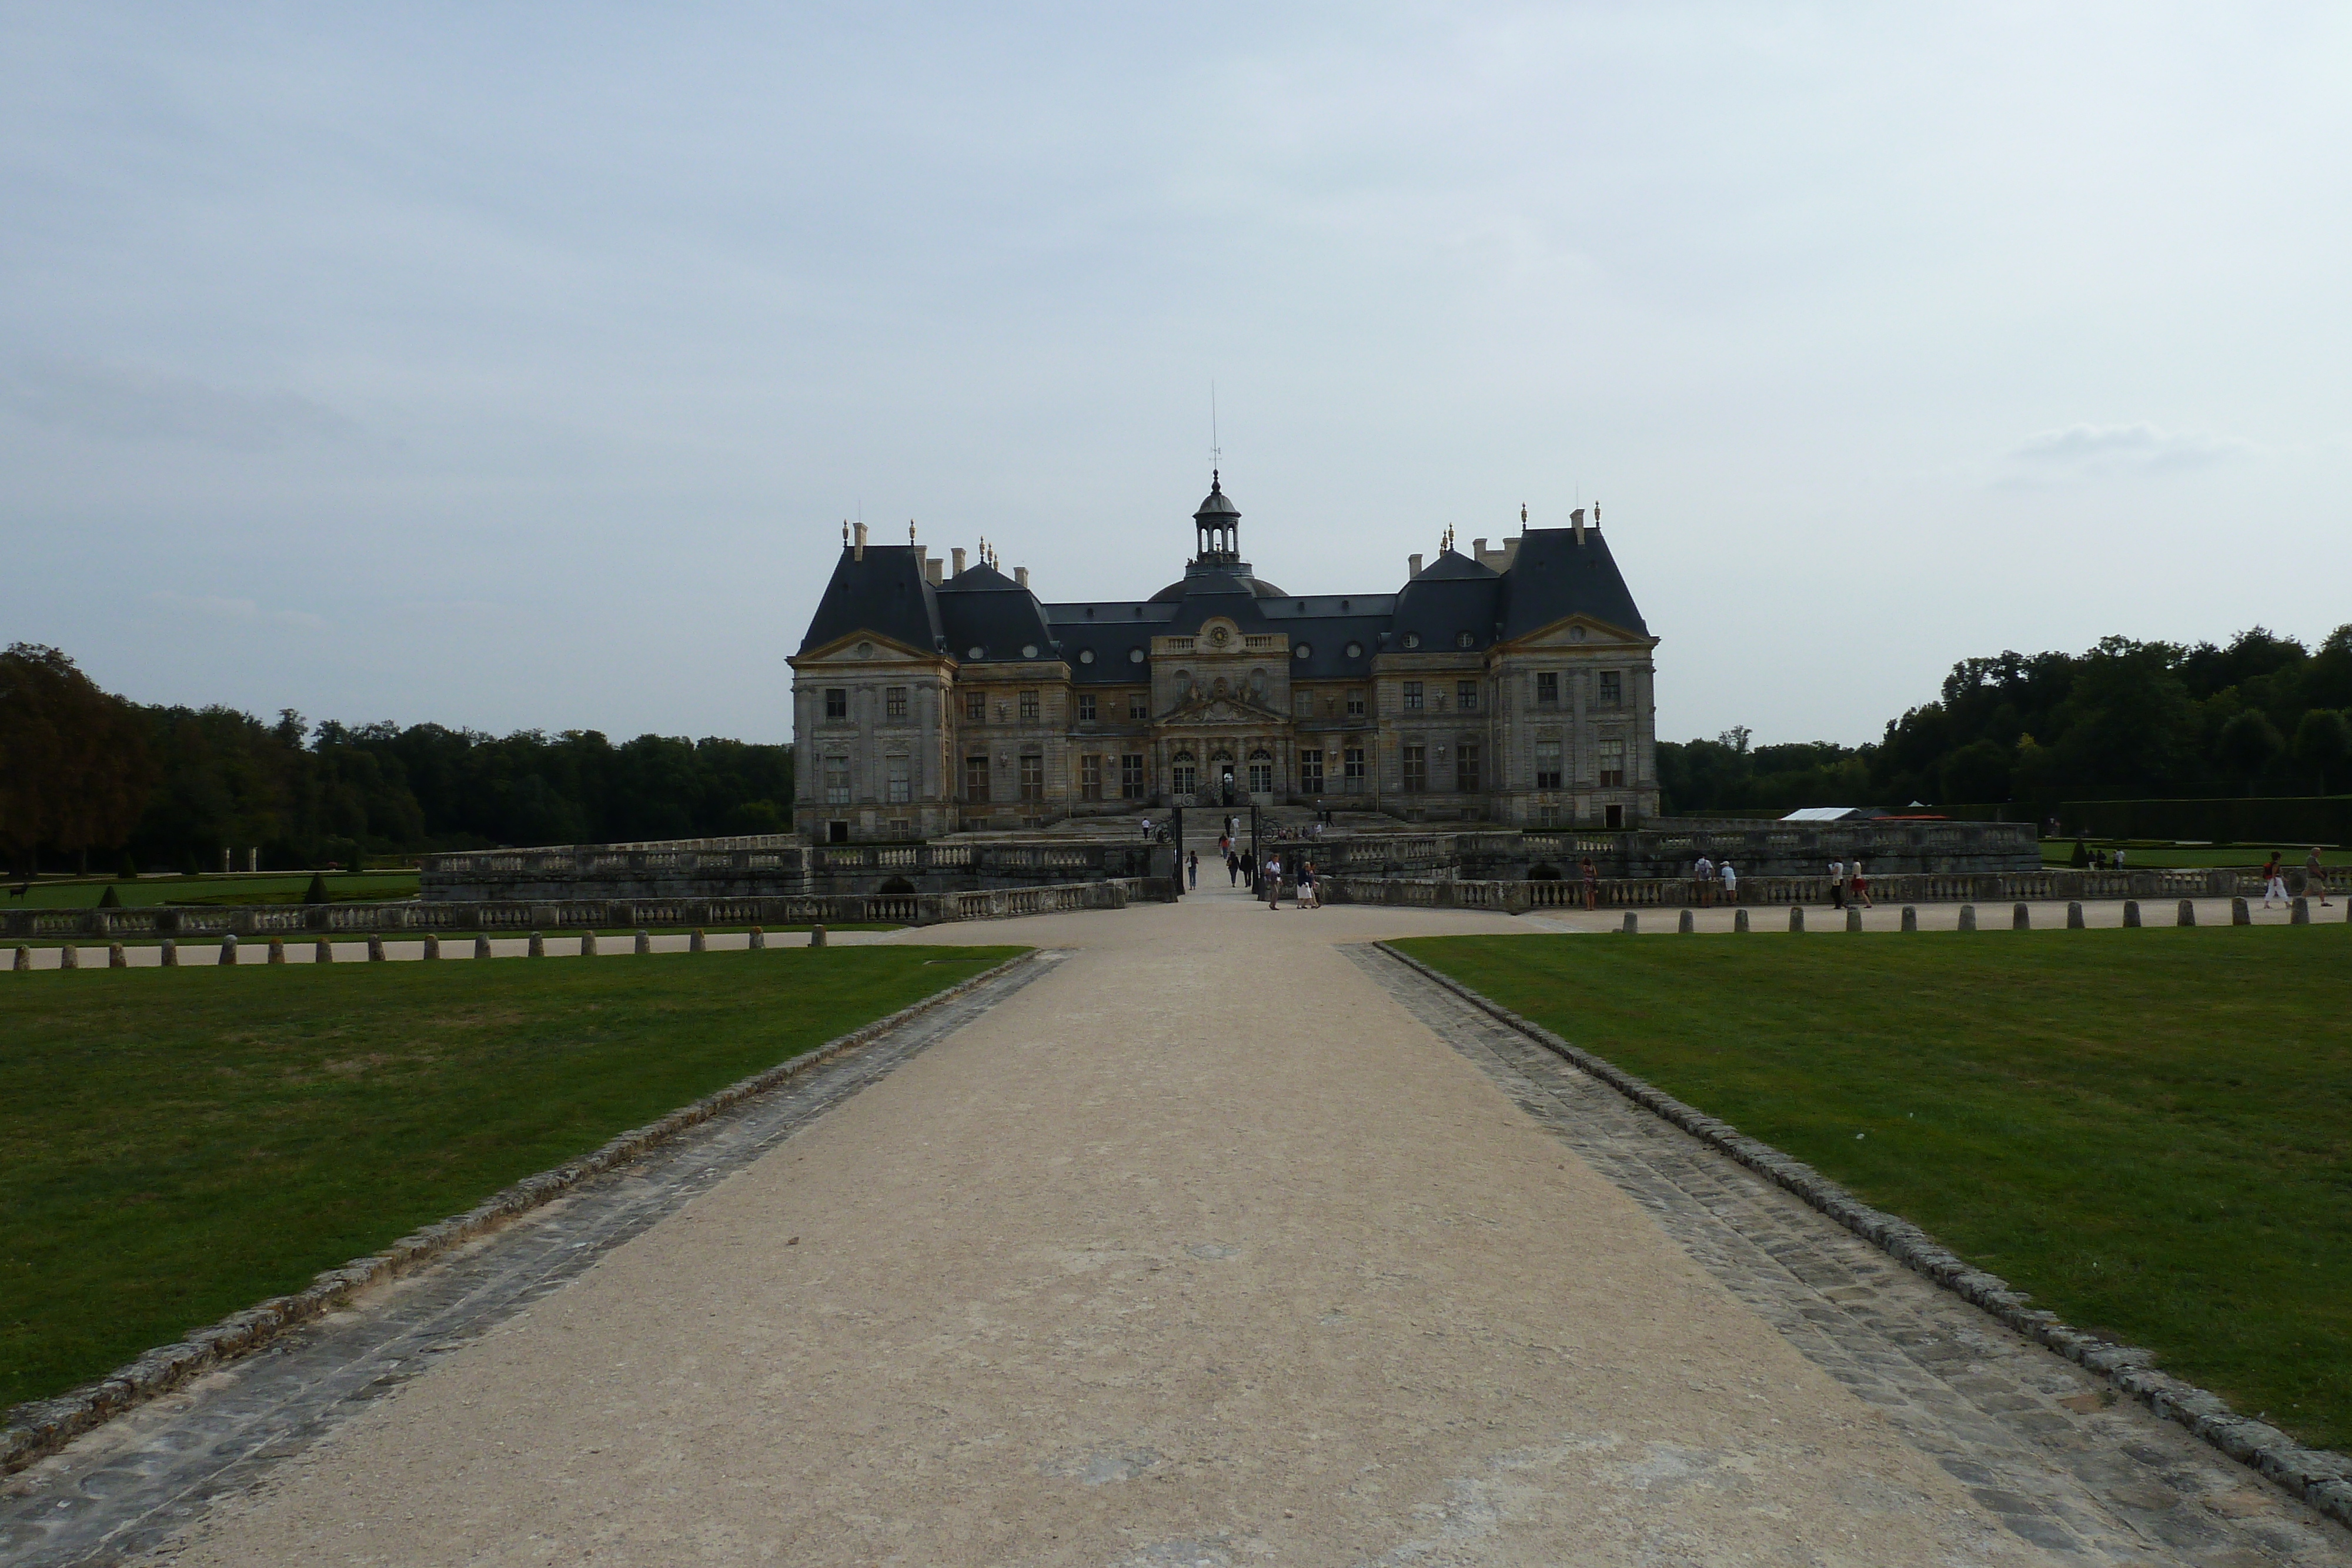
[1018,689,1040,721]
[1172,751,1197,795]
[1599,670,1623,709]
[1535,739,1562,791]
[1455,631,1474,650]
[964,754,991,803]
[887,818,913,839]
[1456,742,1481,794]
[1078,693,1097,722]
[1294,688,1314,717]
[884,686,907,720]
[965,691,986,723]
[1344,746,1366,789]
[1300,748,1324,794]
[1347,688,1366,718]
[1457,680,1478,713]
[824,688,847,721]
[1081,754,1104,801]
[1599,737,1626,788]
[1019,753,1043,801]
[1247,749,1273,795]
[1535,671,1558,706]
[1402,744,1427,793]
[1128,692,1148,720]
[1120,753,1145,800]
[884,755,911,804]
[1403,681,1424,711]
[823,755,850,804]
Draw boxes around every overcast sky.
[5,3,2347,747]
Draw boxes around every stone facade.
[789,479,1659,840]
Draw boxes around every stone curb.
[0,948,1040,1477]
[1373,941,2352,1527]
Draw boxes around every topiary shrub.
[303,873,330,905]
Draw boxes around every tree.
[2217,709,2286,795]
[1938,738,2012,803]
[0,645,153,877]
[2291,708,2352,795]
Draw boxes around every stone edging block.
[0,948,1041,1477]
[1372,941,2352,1527]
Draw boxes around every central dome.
[1150,567,1289,603]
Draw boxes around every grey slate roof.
[1498,526,1649,641]
[797,545,944,656]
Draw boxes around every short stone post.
[11,944,27,971]
[161,938,178,967]
[749,926,766,950]
[811,924,828,947]
[2291,897,2310,925]
[528,931,545,957]
[268,936,285,963]
[475,934,493,959]
[1900,905,1917,932]
[2067,901,2084,929]
[1838,907,1856,932]
[2013,902,2030,931]
[1734,908,1749,932]
[1958,904,1977,931]
[1678,908,1695,934]
[636,928,653,955]
[2123,900,2141,927]
[1789,906,1803,932]
[2231,898,2250,926]
[2177,899,2196,927]
[580,930,598,957]
[315,938,334,964]
[61,944,79,971]
[109,942,126,968]
[689,927,707,953]
[1621,911,1638,934]
[367,934,386,962]
[219,934,238,965]
[423,933,440,959]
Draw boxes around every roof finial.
[841,520,848,547]
[908,520,917,544]
[1520,502,1527,527]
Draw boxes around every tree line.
[0,645,794,875]
[1663,625,2352,817]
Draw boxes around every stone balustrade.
[417,835,1153,901]
[1318,865,2349,914]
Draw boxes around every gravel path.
[11,885,2346,1564]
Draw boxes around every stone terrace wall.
[419,838,1162,901]
[1303,817,2039,881]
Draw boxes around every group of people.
[1193,832,1321,908]
[1688,854,1740,907]
[1825,858,1872,910]
[2262,848,2336,908]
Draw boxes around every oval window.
[1455,631,1474,649]
[1293,643,1311,660]
[1345,641,1362,659]
[1128,647,1145,664]
[967,646,985,660]
[1021,643,1039,659]
[1078,648,1095,664]
[1402,633,1421,649]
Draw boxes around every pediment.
[1499,614,1653,653]
[1158,693,1285,726]
[790,628,940,666]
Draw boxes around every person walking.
[2307,847,2333,907]
[1693,852,1716,908]
[1299,857,1319,909]
[1187,850,1198,890]
[1851,859,1873,910]
[2262,851,2287,908]
[1828,859,1846,910]
[1226,848,1240,887]
[1579,856,1599,911]
[1265,853,1282,910]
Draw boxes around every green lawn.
[0,944,1020,1410]
[5,872,419,908]
[1395,928,2352,1450]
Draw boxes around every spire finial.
[841,520,848,546]
[908,520,917,544]
[1520,502,1527,527]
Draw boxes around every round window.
[1455,631,1474,649]
[967,646,985,660]
[1078,648,1095,664]
[856,640,874,657]
[1345,641,1362,659]
[1570,626,1587,642]
[1021,643,1039,659]
[1128,647,1145,664]
[1293,643,1311,660]
[1402,633,1421,649]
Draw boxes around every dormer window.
[1402,633,1421,649]
[1455,631,1474,649]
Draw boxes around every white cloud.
[2003,423,2256,483]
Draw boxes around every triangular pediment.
[789,628,941,666]
[1157,691,1287,727]
[1497,613,1655,653]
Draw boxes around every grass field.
[0,944,1020,1411]
[6,872,419,908]
[1395,927,2352,1451]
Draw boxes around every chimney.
[1409,553,1423,579]
[1472,537,1486,561]
[853,521,867,561]
[952,546,967,576]
[1571,507,1585,547]
[924,557,943,586]
[1014,566,1030,590]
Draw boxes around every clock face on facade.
[1208,626,1231,647]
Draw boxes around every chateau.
[789,476,1658,841]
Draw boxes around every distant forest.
[0,645,794,874]
[1661,626,2352,817]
